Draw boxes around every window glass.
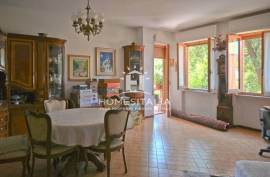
[242,37,262,93]
[187,43,208,90]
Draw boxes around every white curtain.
[178,45,184,88]
[264,32,270,96]
[210,38,216,91]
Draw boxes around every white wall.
[0,5,138,96]
[0,4,176,117]
[138,27,176,117]
[1,3,270,127]
[171,25,218,119]
[171,13,270,129]
[233,95,270,129]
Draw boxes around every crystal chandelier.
[72,0,104,41]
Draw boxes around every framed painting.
[68,55,90,80]
[96,48,116,76]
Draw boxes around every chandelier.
[72,0,104,41]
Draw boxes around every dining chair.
[24,111,79,177]
[44,99,67,113]
[0,135,30,177]
[89,109,130,177]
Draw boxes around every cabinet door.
[9,38,36,90]
[10,105,44,135]
[47,42,65,99]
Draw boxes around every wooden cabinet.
[0,30,9,138]
[217,54,233,125]
[124,91,145,117]
[7,33,66,135]
[98,79,120,98]
[46,40,65,99]
[123,43,144,73]
[9,104,43,135]
[0,106,9,138]
[8,38,36,90]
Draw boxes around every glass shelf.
[48,44,64,99]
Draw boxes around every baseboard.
[232,125,260,132]
[144,114,154,118]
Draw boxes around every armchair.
[259,107,270,156]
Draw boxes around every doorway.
[153,44,169,115]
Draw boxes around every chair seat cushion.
[0,150,27,161]
[33,144,76,156]
[235,160,270,177]
[90,139,124,151]
[0,135,29,161]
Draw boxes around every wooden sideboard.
[6,33,66,135]
[9,104,44,135]
[124,91,145,117]
[0,105,9,138]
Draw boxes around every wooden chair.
[89,109,130,177]
[25,111,79,177]
[0,135,30,177]
[44,99,67,113]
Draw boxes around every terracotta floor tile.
[1,114,270,177]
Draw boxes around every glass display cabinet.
[123,42,144,91]
[123,42,144,72]
[47,41,65,99]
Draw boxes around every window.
[177,38,215,92]
[227,32,263,94]
[186,42,209,90]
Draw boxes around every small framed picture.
[96,48,116,76]
[68,55,90,81]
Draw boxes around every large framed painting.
[68,55,90,80]
[96,48,116,76]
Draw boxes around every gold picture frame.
[96,48,116,76]
[68,55,90,81]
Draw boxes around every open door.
[153,44,169,115]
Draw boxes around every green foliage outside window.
[154,59,163,88]
[243,38,262,93]
[188,44,208,90]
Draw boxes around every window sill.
[234,93,270,99]
[182,88,217,94]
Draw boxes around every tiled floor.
[1,114,270,177]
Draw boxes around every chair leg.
[31,156,35,177]
[47,159,51,177]
[83,149,88,173]
[104,152,107,160]
[22,160,26,177]
[106,151,111,177]
[27,155,30,175]
[122,147,128,173]
[75,151,79,177]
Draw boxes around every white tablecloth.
[48,108,108,147]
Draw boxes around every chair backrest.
[260,108,270,140]
[104,109,130,141]
[24,111,52,152]
[44,99,66,113]
[103,96,122,109]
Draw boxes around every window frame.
[227,32,264,96]
[181,39,211,92]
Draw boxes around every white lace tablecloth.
[48,108,108,147]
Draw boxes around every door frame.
[153,43,170,103]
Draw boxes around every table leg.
[86,150,106,172]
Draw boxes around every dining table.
[48,107,109,171]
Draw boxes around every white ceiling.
[1,0,270,31]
